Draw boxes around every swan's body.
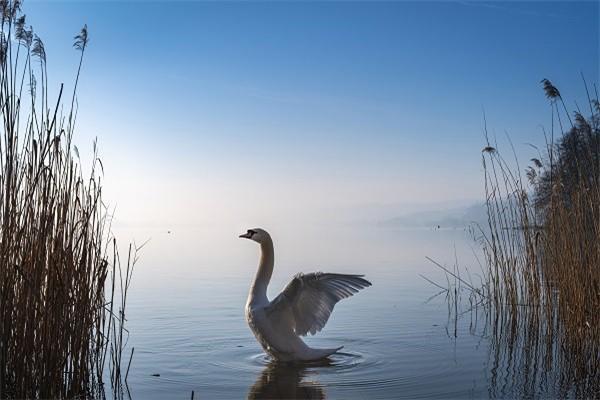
[240,228,371,362]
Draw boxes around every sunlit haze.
[25,1,598,233]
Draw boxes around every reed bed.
[431,79,599,397]
[0,1,135,398]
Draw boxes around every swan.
[240,228,371,362]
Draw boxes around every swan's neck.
[250,239,274,304]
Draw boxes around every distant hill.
[379,203,487,229]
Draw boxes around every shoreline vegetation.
[0,0,596,398]
[429,78,599,397]
[0,1,136,398]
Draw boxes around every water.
[119,225,500,399]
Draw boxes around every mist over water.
[120,225,499,399]
[114,220,595,398]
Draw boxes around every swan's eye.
[247,229,256,237]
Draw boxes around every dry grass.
[0,1,136,398]
[429,79,599,396]
[478,80,599,395]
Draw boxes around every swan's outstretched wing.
[266,272,371,336]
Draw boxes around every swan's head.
[239,228,271,244]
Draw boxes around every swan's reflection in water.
[248,359,330,400]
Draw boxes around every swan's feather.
[266,272,371,336]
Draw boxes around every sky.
[22,1,599,233]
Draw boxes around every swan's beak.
[239,232,252,239]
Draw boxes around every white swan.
[240,228,371,362]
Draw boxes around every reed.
[429,78,599,396]
[478,79,599,394]
[0,1,135,398]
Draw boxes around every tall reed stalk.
[429,78,599,397]
[0,1,135,397]
[477,79,599,395]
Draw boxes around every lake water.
[117,225,534,399]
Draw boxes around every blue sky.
[23,1,599,229]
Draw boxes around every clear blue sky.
[24,1,599,229]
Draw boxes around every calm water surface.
[121,226,495,399]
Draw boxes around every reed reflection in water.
[438,270,599,399]
[484,303,599,398]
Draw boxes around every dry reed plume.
[0,1,136,398]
